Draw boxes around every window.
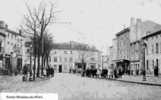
[91,57,95,61]
[64,51,67,54]
[59,57,62,62]
[26,49,30,53]
[54,51,57,54]
[152,60,154,68]
[156,43,159,54]
[54,57,58,62]
[49,57,51,62]
[146,60,149,70]
[54,65,57,68]
[156,59,159,67]
[69,57,73,62]
[0,42,2,52]
[160,42,161,53]
[152,44,154,54]
[70,51,72,54]
[64,57,67,62]
[137,64,139,70]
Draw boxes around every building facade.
[143,30,161,76]
[0,21,6,69]
[49,42,101,73]
[116,28,130,74]
[109,38,117,69]
[0,21,25,74]
[129,18,161,75]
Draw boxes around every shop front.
[116,59,130,75]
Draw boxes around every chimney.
[130,17,136,42]
[130,17,136,27]
[136,18,142,39]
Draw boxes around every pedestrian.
[29,66,33,81]
[114,68,117,79]
[46,67,50,77]
[51,67,54,77]
[108,68,113,79]
[22,64,28,81]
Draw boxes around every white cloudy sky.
[0,0,161,54]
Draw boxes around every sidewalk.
[115,75,161,86]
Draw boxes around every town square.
[1,0,161,100]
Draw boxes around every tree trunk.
[33,33,36,81]
[41,55,44,76]
[37,46,40,77]
[45,54,49,69]
[33,54,36,80]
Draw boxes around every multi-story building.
[0,21,6,69]
[129,18,161,75]
[142,30,161,76]
[116,28,130,73]
[0,21,25,74]
[109,38,117,69]
[49,42,101,73]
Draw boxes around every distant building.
[142,30,161,76]
[101,55,109,69]
[109,38,117,69]
[49,41,101,73]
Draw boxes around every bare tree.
[21,1,55,79]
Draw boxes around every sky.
[0,0,161,54]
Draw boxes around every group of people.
[80,66,124,79]
[22,64,55,81]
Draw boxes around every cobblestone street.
[1,73,161,100]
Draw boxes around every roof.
[130,40,140,45]
[7,29,26,38]
[7,29,19,35]
[116,28,130,37]
[0,32,6,37]
[53,41,100,52]
[142,30,161,40]
[141,20,161,37]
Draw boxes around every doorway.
[154,59,159,76]
[59,65,62,73]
